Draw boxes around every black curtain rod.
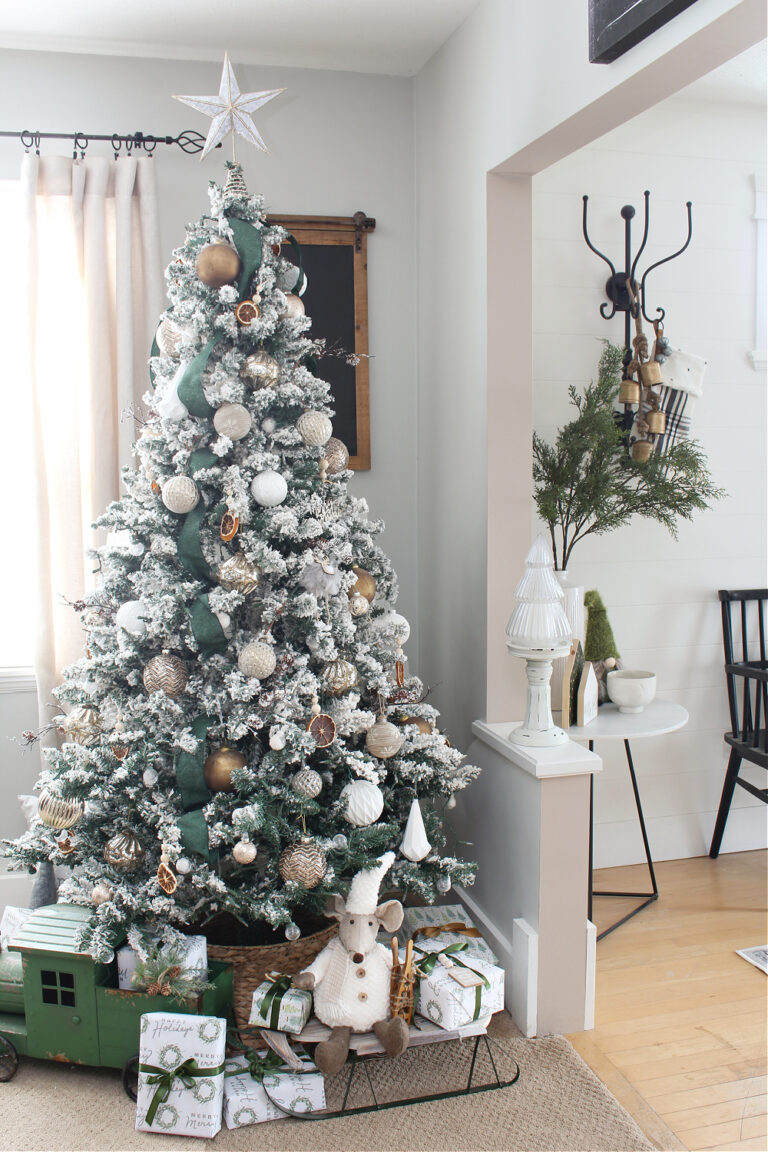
[0,129,221,157]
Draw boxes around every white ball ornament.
[116,600,148,638]
[365,715,404,759]
[436,875,452,894]
[161,475,199,515]
[233,836,257,865]
[341,779,385,827]
[142,767,159,788]
[375,611,411,648]
[296,411,333,447]
[269,728,286,751]
[350,593,370,617]
[332,833,348,850]
[250,470,288,507]
[285,922,301,942]
[238,641,276,679]
[213,402,252,441]
[175,857,193,875]
[279,293,305,319]
[261,417,276,435]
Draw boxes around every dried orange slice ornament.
[307,713,336,748]
[220,510,239,542]
[235,299,260,325]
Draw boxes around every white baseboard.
[584,920,597,1031]
[454,885,538,1037]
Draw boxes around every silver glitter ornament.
[238,641,276,679]
[322,658,359,695]
[291,768,323,799]
[142,767,159,788]
[233,836,257,865]
[175,857,193,875]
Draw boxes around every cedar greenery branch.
[533,342,725,571]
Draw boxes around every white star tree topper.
[173,53,284,160]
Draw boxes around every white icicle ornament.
[341,779,385,827]
[400,798,431,862]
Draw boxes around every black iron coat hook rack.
[0,129,220,159]
[582,190,692,360]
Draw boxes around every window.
[0,181,36,670]
[40,968,76,1007]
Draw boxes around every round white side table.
[569,699,689,940]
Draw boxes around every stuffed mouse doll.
[293,851,409,1076]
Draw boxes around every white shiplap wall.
[532,95,767,867]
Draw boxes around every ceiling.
[0,0,483,77]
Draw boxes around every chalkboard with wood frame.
[267,212,375,470]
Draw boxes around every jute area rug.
[0,1026,653,1152]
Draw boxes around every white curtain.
[21,154,164,723]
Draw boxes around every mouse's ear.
[325,892,346,920]
[375,899,404,933]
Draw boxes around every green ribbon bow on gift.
[140,1057,225,1127]
[413,941,491,1022]
[257,974,294,1031]
[225,1047,285,1083]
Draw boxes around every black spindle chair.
[710,589,768,858]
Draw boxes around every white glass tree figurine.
[506,535,573,747]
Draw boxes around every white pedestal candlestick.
[508,644,571,747]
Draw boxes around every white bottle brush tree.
[2,165,479,960]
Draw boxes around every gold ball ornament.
[60,706,101,746]
[232,835,257,865]
[143,653,188,698]
[351,566,376,603]
[104,831,145,872]
[156,317,184,358]
[296,411,333,447]
[204,746,247,792]
[196,243,241,288]
[365,715,404,759]
[213,402,252,441]
[238,641,276,679]
[321,437,349,476]
[349,592,370,617]
[218,553,260,595]
[400,715,433,735]
[37,791,84,830]
[91,882,113,906]
[291,768,323,799]
[322,658,359,696]
[279,293,305,320]
[279,836,327,888]
[242,351,280,387]
[341,779,385,827]
[161,475,199,515]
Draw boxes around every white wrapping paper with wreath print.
[398,903,499,965]
[222,1052,325,1128]
[135,1012,227,1138]
[405,944,504,1031]
[248,972,313,1034]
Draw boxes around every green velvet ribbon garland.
[413,942,490,1022]
[140,1057,225,1127]
[148,334,160,389]
[175,716,214,864]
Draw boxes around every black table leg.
[591,738,659,941]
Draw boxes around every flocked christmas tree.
[3,140,478,960]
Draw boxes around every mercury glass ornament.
[161,475,199,515]
[322,437,349,475]
[204,746,247,792]
[436,875,452,894]
[349,593,370,617]
[60,706,101,746]
[232,836,257,865]
[156,317,184,358]
[285,923,301,942]
[296,410,333,447]
[104,831,145,872]
[331,833,348,851]
[279,293,305,319]
[142,767,159,788]
[213,402,252,441]
[196,242,241,287]
[291,768,323,799]
[37,791,84,830]
[175,857,193,875]
[322,658,358,696]
[242,350,280,386]
[218,552,260,595]
[115,599,149,637]
[238,640,276,679]
[279,836,327,888]
[251,469,288,507]
[365,715,403,760]
[341,779,385,827]
[143,653,188,698]
[91,882,113,906]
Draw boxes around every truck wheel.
[122,1055,139,1101]
[0,1035,19,1082]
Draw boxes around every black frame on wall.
[589,0,700,63]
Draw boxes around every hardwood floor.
[568,850,768,1152]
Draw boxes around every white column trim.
[749,171,767,372]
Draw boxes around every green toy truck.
[0,904,233,1088]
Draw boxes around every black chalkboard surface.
[589,0,698,63]
[269,214,374,469]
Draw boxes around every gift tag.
[448,966,484,989]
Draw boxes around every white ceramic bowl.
[606,670,656,714]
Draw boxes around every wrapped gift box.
[118,934,208,991]
[223,1051,325,1128]
[399,904,498,966]
[135,1012,226,1138]
[249,973,312,1034]
[408,945,504,1031]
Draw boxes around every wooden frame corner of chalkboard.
[267,212,376,470]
